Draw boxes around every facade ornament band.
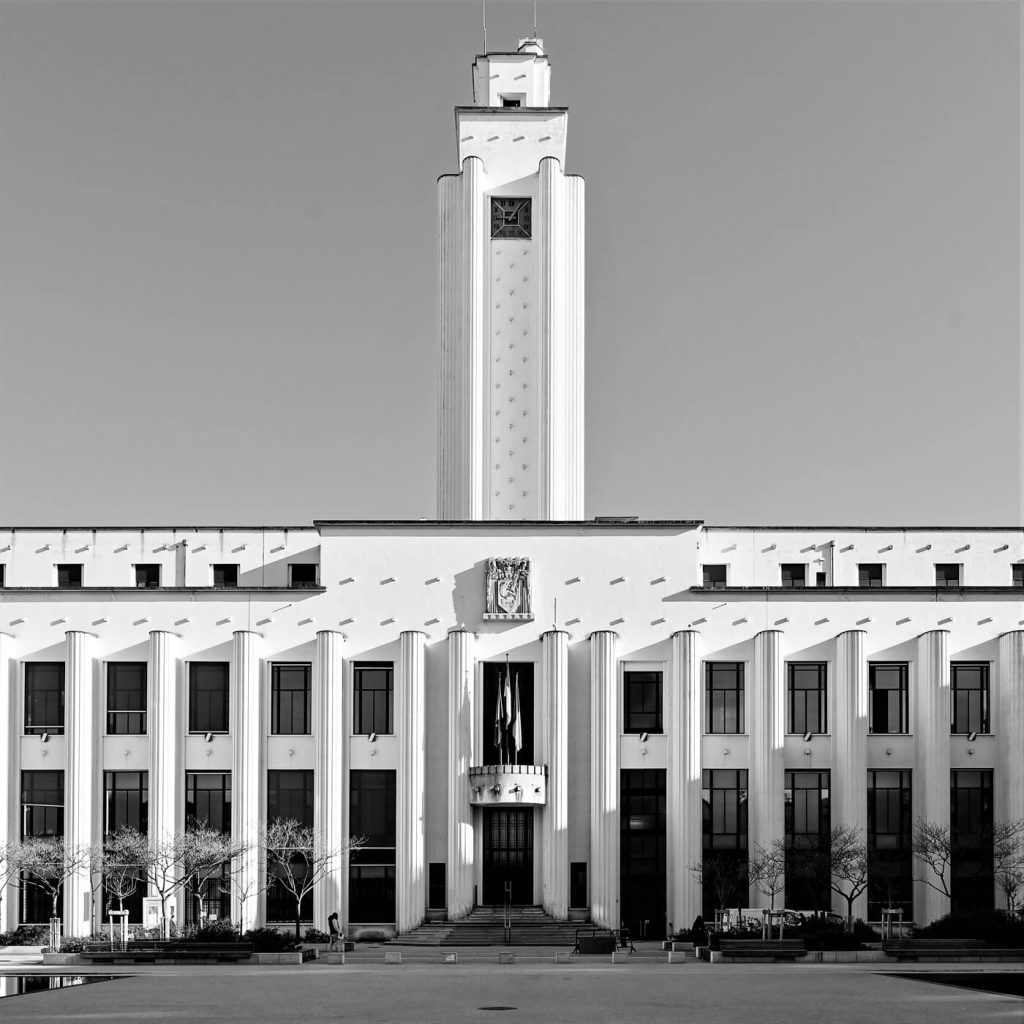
[484,556,533,620]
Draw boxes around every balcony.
[468,764,547,807]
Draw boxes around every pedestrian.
[328,912,341,952]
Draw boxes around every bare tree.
[912,819,953,899]
[142,836,184,936]
[175,824,248,924]
[0,839,23,925]
[262,818,365,940]
[102,828,150,919]
[689,854,748,914]
[749,840,787,912]
[19,836,91,919]
[824,825,869,929]
[992,819,1024,915]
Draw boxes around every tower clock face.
[491,197,532,239]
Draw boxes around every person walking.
[328,912,341,952]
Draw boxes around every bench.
[717,939,807,961]
[883,939,1023,961]
[80,941,254,964]
[573,928,617,955]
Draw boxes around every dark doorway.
[482,808,533,905]
[620,769,666,939]
[482,663,534,765]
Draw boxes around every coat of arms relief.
[483,557,533,620]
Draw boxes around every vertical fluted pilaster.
[562,173,585,520]
[64,631,96,936]
[997,631,1024,909]
[397,631,427,932]
[148,631,179,845]
[833,630,868,919]
[314,631,346,929]
[915,630,951,924]
[541,630,569,917]
[749,630,784,902]
[230,631,261,929]
[668,630,702,932]
[446,629,476,917]
[590,630,619,928]
[0,633,15,931]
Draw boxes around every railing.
[503,882,512,946]
[106,710,147,734]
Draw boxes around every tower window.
[702,564,727,590]
[780,564,806,588]
[935,563,961,588]
[134,564,161,588]
[289,563,319,588]
[491,197,531,239]
[501,97,521,108]
[56,564,82,589]
[212,564,238,588]
[858,563,884,588]
[1013,564,1023,587]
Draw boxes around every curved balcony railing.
[468,764,548,806]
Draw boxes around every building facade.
[1,39,1022,941]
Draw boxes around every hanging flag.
[509,672,522,765]
[501,663,513,765]
[493,675,505,764]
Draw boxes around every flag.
[493,676,506,762]
[501,665,512,765]
[509,673,522,765]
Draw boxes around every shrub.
[916,910,1024,946]
[182,919,242,942]
[303,928,331,944]
[0,925,49,946]
[242,927,298,952]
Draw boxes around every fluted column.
[148,631,179,844]
[64,631,96,936]
[230,631,261,929]
[996,631,1024,909]
[590,630,618,928]
[541,630,569,917]
[446,628,476,917]
[397,630,427,932]
[0,633,14,931]
[668,630,702,933]
[314,631,346,929]
[915,630,950,924]
[749,630,784,904]
[833,630,868,919]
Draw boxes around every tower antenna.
[533,0,538,37]
[482,0,487,53]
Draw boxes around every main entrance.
[482,808,533,905]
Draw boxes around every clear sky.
[0,0,1020,526]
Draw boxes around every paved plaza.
[1,962,1023,1023]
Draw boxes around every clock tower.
[437,38,584,520]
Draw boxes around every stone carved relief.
[484,557,533,620]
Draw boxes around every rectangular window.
[21,769,64,837]
[706,662,744,734]
[858,564,884,588]
[701,769,749,915]
[189,662,229,733]
[428,863,447,911]
[25,663,65,735]
[935,563,961,587]
[185,772,231,833]
[788,663,827,735]
[869,663,908,734]
[624,670,663,734]
[0,564,5,587]
[56,564,82,588]
[780,564,806,588]
[107,662,147,735]
[785,771,830,908]
[951,663,990,734]
[702,565,727,590]
[134,564,160,588]
[212,563,238,588]
[570,862,588,909]
[815,572,827,588]
[104,771,149,834]
[288,563,319,588]
[501,97,521,107]
[867,769,912,920]
[1014,565,1024,588]
[354,663,394,735]
[267,769,313,827]
[951,769,994,914]
[349,770,396,923]
[620,769,667,940]
[271,664,311,735]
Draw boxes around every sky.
[0,0,1020,527]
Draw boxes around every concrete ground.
[1,959,1023,1023]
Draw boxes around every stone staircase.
[395,906,585,946]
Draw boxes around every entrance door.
[482,808,533,905]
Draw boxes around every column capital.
[64,629,97,640]
[148,628,177,638]
[671,628,701,639]
[587,629,618,640]
[399,629,428,638]
[447,626,476,637]
[316,628,346,640]
[232,628,261,639]
[999,628,1024,639]
[541,628,570,639]
[754,628,784,637]
[917,628,951,638]
[835,628,867,636]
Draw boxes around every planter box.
[0,946,44,956]
[42,953,83,966]
[320,952,346,964]
[251,949,317,965]
[807,950,887,964]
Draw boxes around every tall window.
[701,769,748,915]
[624,670,662,734]
[951,663,989,733]
[858,564,884,588]
[868,769,912,920]
[134,564,160,588]
[266,770,314,923]
[951,770,994,914]
[21,770,64,923]
[785,771,830,908]
[185,772,231,833]
[212,564,238,588]
[189,663,229,733]
[788,663,827,735]
[24,663,65,735]
[869,664,908,734]
[271,664,311,735]
[706,663,744,734]
[935,563,961,587]
[349,770,396,923]
[56,564,82,588]
[780,564,806,588]
[289,563,319,588]
[354,663,393,735]
[107,662,147,734]
[620,769,667,940]
[702,565,727,589]
[104,771,148,834]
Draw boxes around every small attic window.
[501,97,521,107]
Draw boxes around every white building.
[1,38,1022,941]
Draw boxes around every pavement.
[1,955,1023,1023]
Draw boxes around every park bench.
[80,940,254,964]
[717,939,807,961]
[883,939,1024,961]
[573,928,617,955]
